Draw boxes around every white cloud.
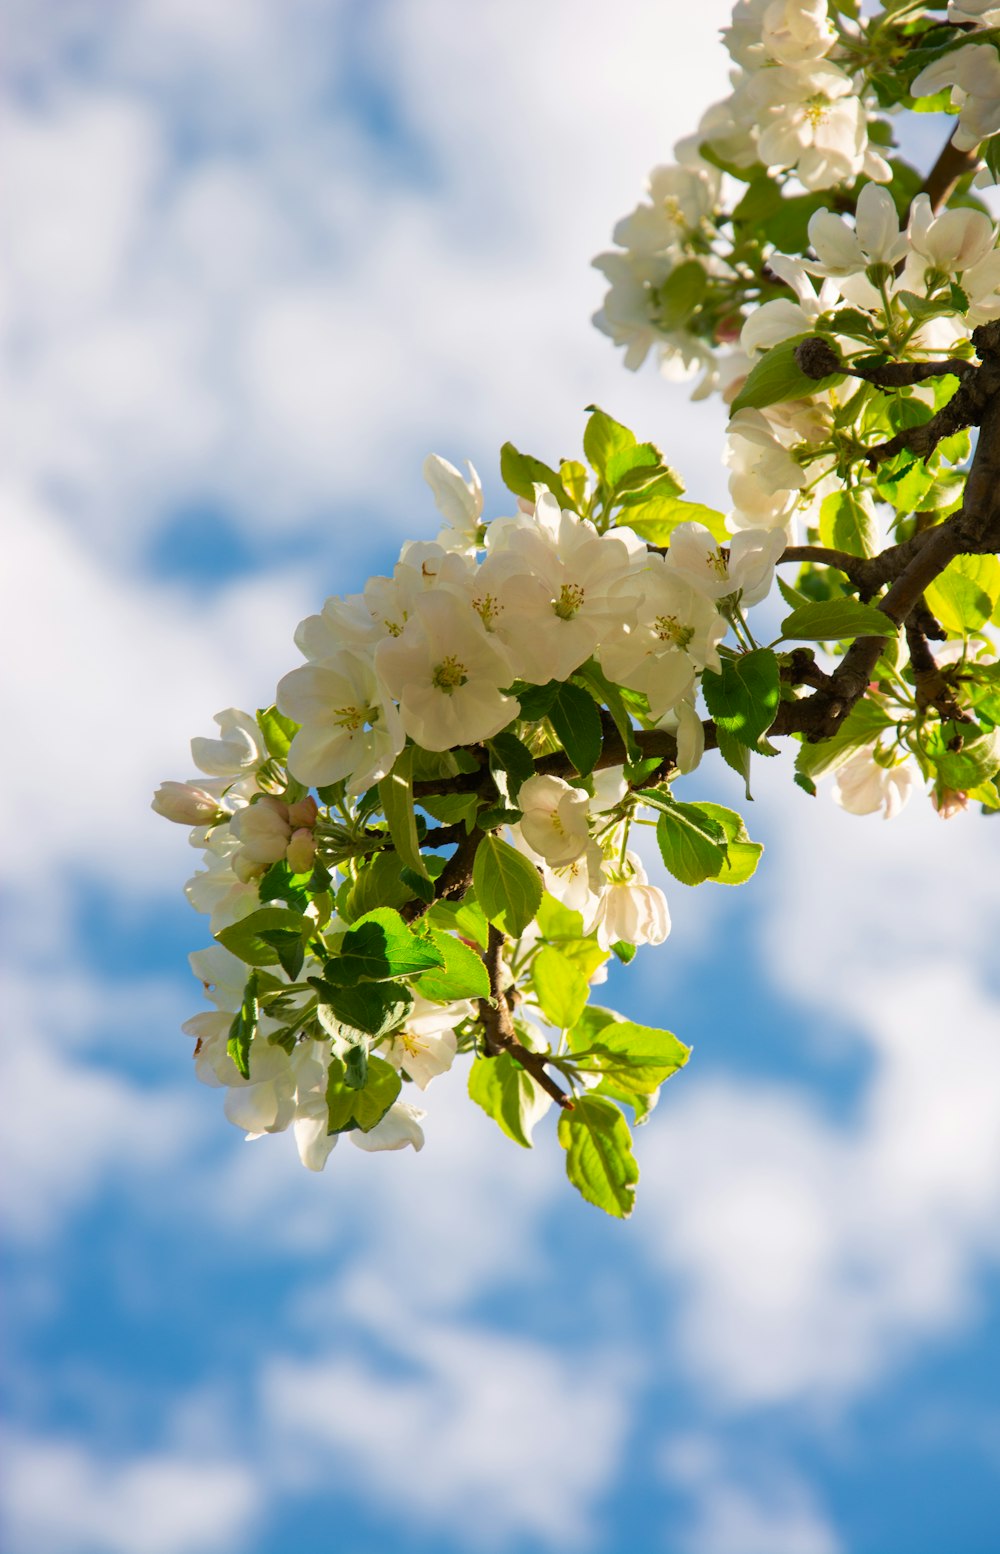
[662,1434,841,1554]
[262,1277,632,1548]
[4,1432,260,1554]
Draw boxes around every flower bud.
[152,781,228,827]
[286,827,316,874]
[287,795,319,830]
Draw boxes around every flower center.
[655,614,694,649]
[708,548,729,580]
[333,703,369,732]
[473,591,502,630]
[432,655,468,692]
[662,195,683,224]
[554,582,585,620]
[804,93,830,129]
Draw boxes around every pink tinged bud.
[286,828,316,874]
[286,795,319,829]
[932,788,969,819]
[152,781,227,826]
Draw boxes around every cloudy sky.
[4,3,1000,1552]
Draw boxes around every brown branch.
[780,544,868,585]
[916,135,983,218]
[400,827,483,923]
[477,923,573,1110]
[905,619,972,722]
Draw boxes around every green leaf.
[472,835,543,938]
[794,697,894,779]
[468,1050,546,1148]
[258,860,310,911]
[515,681,559,721]
[415,930,491,1002]
[226,972,260,1080]
[780,598,897,642]
[875,451,937,512]
[558,1095,638,1218]
[572,660,640,764]
[548,681,603,776]
[488,731,537,799]
[500,442,570,508]
[216,907,313,970]
[925,554,1000,634]
[701,650,781,748]
[572,1019,691,1094]
[583,406,637,483]
[420,791,480,831]
[532,945,590,1031]
[346,849,416,920]
[618,495,728,545]
[934,728,1000,789]
[323,908,445,984]
[536,892,585,941]
[654,800,728,886]
[715,725,755,799]
[695,801,763,885]
[427,895,491,950]
[256,704,298,762]
[313,979,413,1039]
[379,747,429,881]
[730,335,844,414]
[326,1053,401,1135]
[819,489,877,559]
[559,459,589,510]
[652,260,708,331]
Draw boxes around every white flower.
[277,648,405,793]
[725,409,807,532]
[741,257,841,355]
[740,60,889,191]
[375,590,518,751]
[591,852,670,949]
[184,843,260,932]
[479,494,640,683]
[423,454,485,552]
[831,747,917,819]
[656,696,706,775]
[350,1099,426,1152]
[381,996,470,1089]
[190,708,264,779]
[761,0,835,67]
[912,43,1000,152]
[805,182,908,281]
[612,163,720,257]
[601,556,726,719]
[592,249,674,371]
[152,780,229,826]
[948,0,1000,24]
[518,773,592,867]
[665,521,786,608]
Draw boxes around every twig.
[477,923,573,1110]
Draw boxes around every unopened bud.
[287,795,319,830]
[286,827,316,874]
[152,781,228,827]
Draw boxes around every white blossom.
[601,556,726,719]
[738,60,889,191]
[277,649,405,793]
[591,852,670,949]
[831,747,917,819]
[423,454,485,553]
[375,590,518,751]
[518,774,592,868]
[380,996,471,1089]
[912,43,1000,152]
[190,708,264,779]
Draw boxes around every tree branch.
[476,923,574,1110]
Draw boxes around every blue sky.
[3,3,1000,1551]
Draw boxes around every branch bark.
[477,923,573,1110]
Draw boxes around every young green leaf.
[574,1019,691,1094]
[323,907,445,984]
[654,800,728,886]
[468,1050,547,1148]
[695,801,763,885]
[379,747,430,881]
[326,1053,401,1135]
[313,979,413,1040]
[226,972,260,1080]
[558,1095,639,1218]
[256,704,298,762]
[617,495,728,545]
[216,907,314,969]
[488,731,537,798]
[818,489,877,559]
[780,598,898,642]
[701,650,781,748]
[925,554,1000,634]
[548,681,603,776]
[473,835,543,938]
[415,930,491,1003]
[730,335,844,414]
[532,944,591,1031]
[500,442,571,508]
